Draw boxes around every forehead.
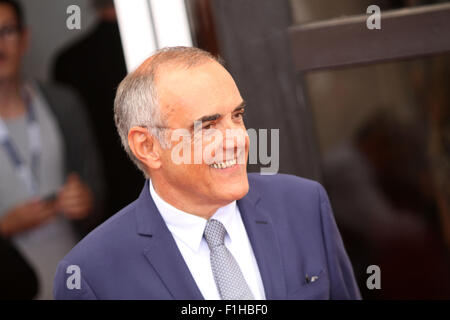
[0,4,18,24]
[155,61,243,125]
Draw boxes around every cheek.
[7,44,21,59]
[244,132,250,150]
[163,144,208,177]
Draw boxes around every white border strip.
[114,0,157,72]
[149,0,193,49]
[114,0,193,73]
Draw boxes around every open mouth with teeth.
[209,158,237,169]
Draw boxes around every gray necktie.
[203,219,255,300]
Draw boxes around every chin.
[218,178,249,202]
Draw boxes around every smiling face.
[153,60,250,214]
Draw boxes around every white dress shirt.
[149,180,266,300]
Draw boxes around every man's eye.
[233,111,245,120]
[203,123,213,130]
[0,26,18,36]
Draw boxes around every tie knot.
[204,219,227,248]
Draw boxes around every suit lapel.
[237,188,287,300]
[134,179,287,300]
[135,181,204,300]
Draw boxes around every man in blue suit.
[54,47,361,300]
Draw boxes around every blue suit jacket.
[54,173,361,299]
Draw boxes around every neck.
[0,78,25,118]
[151,178,225,220]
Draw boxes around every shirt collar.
[149,180,238,252]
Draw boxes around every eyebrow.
[191,101,246,129]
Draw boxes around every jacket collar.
[134,179,287,299]
[135,180,203,299]
[237,181,287,299]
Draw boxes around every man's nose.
[0,39,7,48]
[222,127,247,157]
[215,115,246,150]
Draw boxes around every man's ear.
[128,126,162,170]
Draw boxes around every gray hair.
[114,46,222,177]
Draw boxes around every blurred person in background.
[0,232,38,299]
[0,0,104,299]
[53,0,144,219]
[323,110,450,299]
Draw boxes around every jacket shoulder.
[62,200,138,264]
[248,173,322,196]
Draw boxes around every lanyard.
[0,90,41,196]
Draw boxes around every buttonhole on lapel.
[305,274,319,283]
[305,270,322,284]
[255,220,268,224]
